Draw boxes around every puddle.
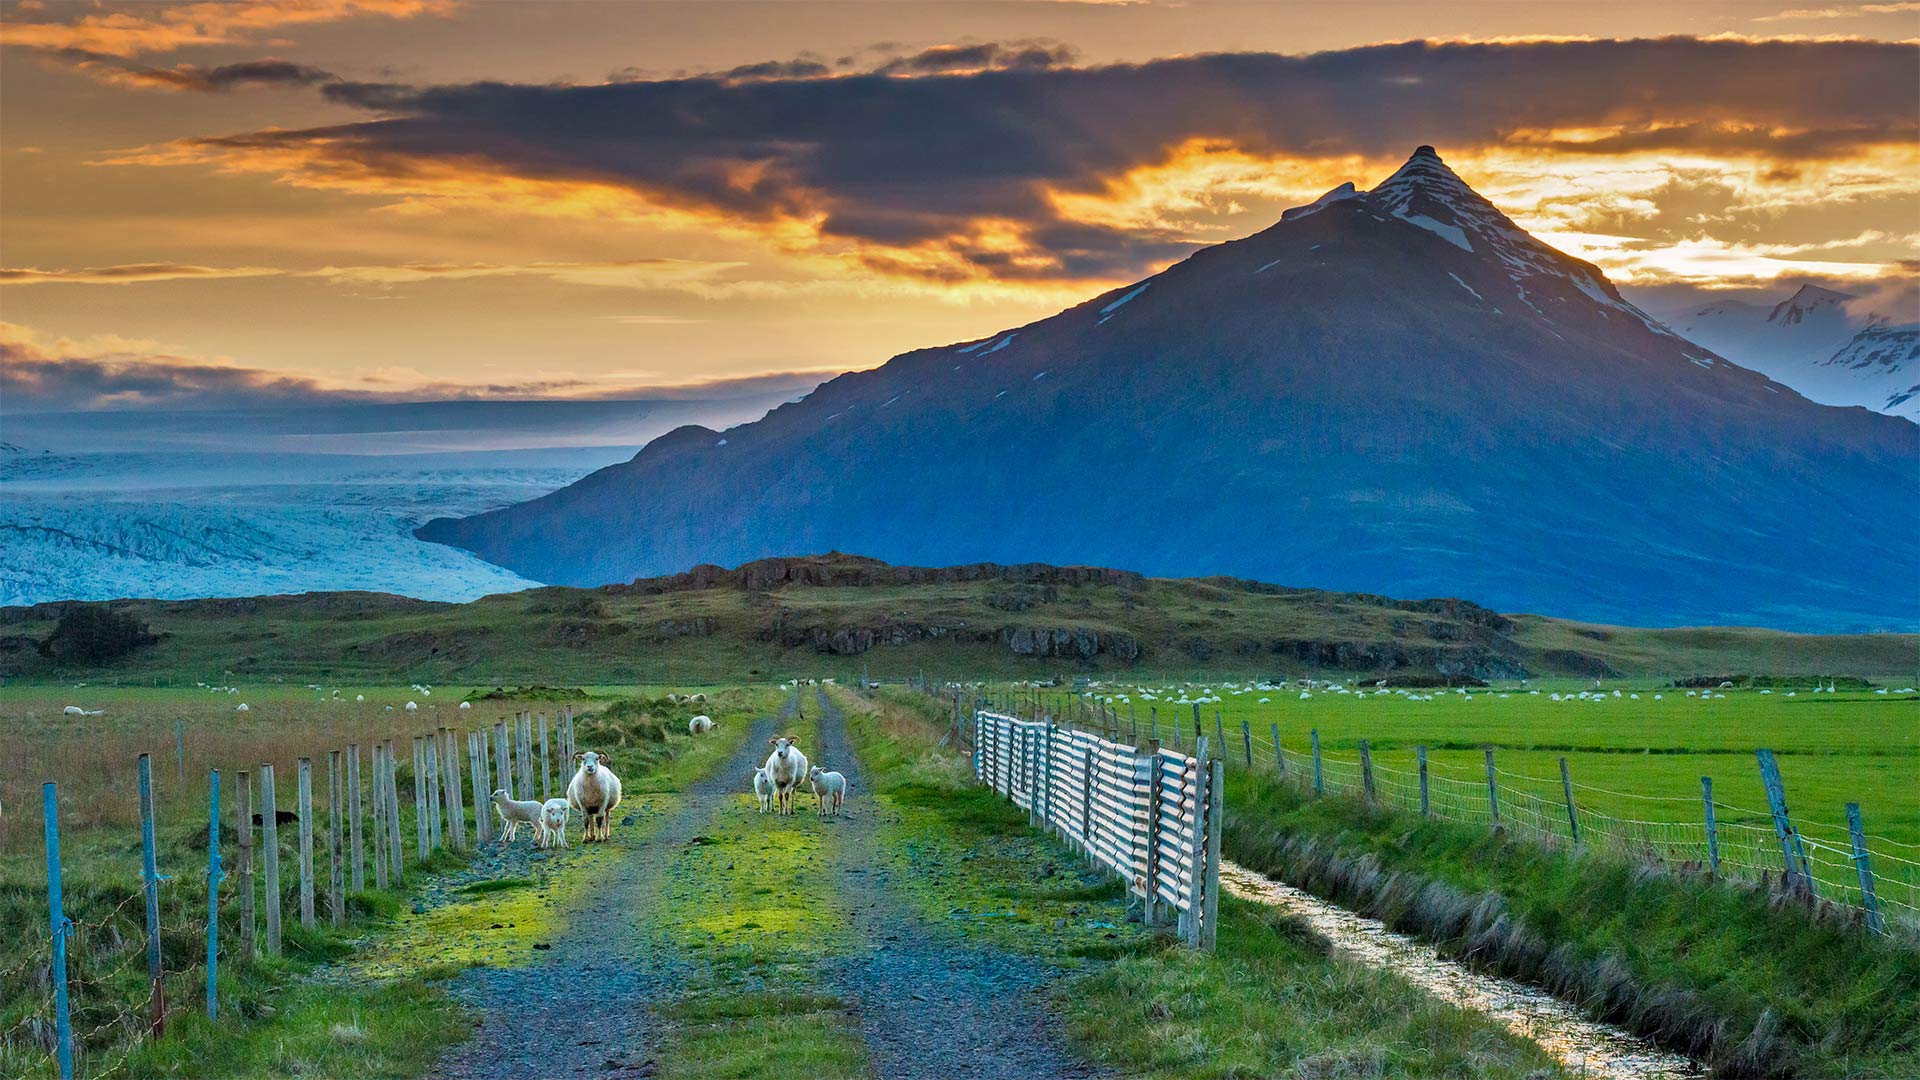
[1220,861,1704,1080]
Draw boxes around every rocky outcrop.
[609,553,1144,595]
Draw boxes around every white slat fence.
[973,710,1223,949]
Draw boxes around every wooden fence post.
[1214,710,1225,759]
[138,753,166,1037]
[1701,776,1720,874]
[1271,723,1283,775]
[369,746,389,890]
[1240,719,1252,768]
[1846,802,1883,933]
[425,734,442,851]
[495,722,513,799]
[260,763,282,952]
[1142,741,1162,927]
[539,714,552,799]
[517,713,534,799]
[444,728,467,851]
[1483,748,1501,827]
[236,770,255,958]
[347,744,364,893]
[1417,747,1430,818]
[468,731,487,842]
[411,738,428,861]
[384,739,404,880]
[1191,703,1202,745]
[1559,757,1580,842]
[297,758,316,929]
[327,751,344,927]
[1358,739,1375,805]
[43,783,74,1080]
[1184,737,1211,948]
[205,770,222,1019]
[1202,757,1223,951]
[1756,749,1813,894]
[1310,729,1324,795]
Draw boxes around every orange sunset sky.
[2,0,1917,409]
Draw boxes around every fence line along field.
[982,676,1920,931]
[0,681,603,1079]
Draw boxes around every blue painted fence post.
[139,753,166,1038]
[206,769,223,1019]
[43,782,74,1080]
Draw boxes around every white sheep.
[751,767,773,814]
[459,701,472,710]
[405,701,419,711]
[490,789,544,843]
[807,766,848,817]
[763,737,810,816]
[567,751,623,842]
[536,798,570,848]
[61,705,103,716]
[688,714,715,735]
[235,703,250,713]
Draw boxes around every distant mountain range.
[1658,283,1918,420]
[420,146,1920,632]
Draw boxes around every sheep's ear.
[768,737,776,745]
[574,752,584,761]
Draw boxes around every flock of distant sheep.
[482,701,849,850]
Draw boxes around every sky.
[2,0,1917,411]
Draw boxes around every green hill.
[3,554,1913,685]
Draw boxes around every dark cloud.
[167,37,1920,281]
[720,58,833,80]
[871,41,1077,75]
[44,48,338,92]
[0,331,835,412]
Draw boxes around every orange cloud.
[0,0,454,58]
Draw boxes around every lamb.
[751,767,773,813]
[807,766,848,817]
[762,737,810,816]
[536,798,571,848]
[688,715,715,735]
[490,789,544,843]
[568,751,623,842]
[61,706,103,716]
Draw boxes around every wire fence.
[935,683,1915,940]
[5,707,580,1080]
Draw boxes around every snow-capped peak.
[1359,145,1670,334]
[1280,181,1358,222]
[1768,283,1856,326]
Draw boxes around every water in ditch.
[1219,861,1705,1080]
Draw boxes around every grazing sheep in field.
[763,737,810,816]
[491,789,544,843]
[405,701,419,711]
[568,751,622,842]
[536,798,570,848]
[752,767,773,813]
[62,705,103,716]
[234,703,250,712]
[688,715,715,735]
[807,766,847,817]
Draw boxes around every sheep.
[405,701,419,711]
[567,751,622,842]
[807,766,848,817]
[490,789,544,843]
[235,703,250,712]
[459,701,472,710]
[763,737,810,816]
[751,767,773,814]
[536,798,570,848]
[688,715,715,735]
[61,705,103,716]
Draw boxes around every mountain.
[419,147,1920,632]
[1659,283,1919,419]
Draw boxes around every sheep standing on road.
[491,789,544,843]
[763,737,810,816]
[536,798,571,848]
[688,715,715,735]
[568,751,623,842]
[751,767,773,813]
[807,766,848,817]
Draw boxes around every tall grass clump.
[1224,770,1920,1077]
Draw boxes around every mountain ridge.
[420,147,1920,632]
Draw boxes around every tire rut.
[811,688,1108,1080]
[434,697,794,1079]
